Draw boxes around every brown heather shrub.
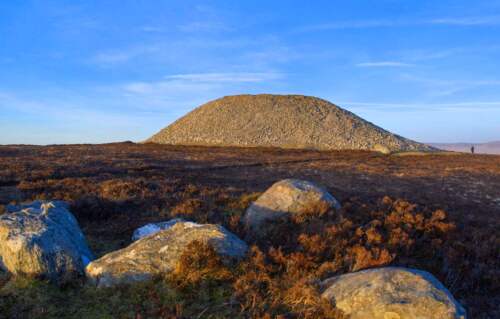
[232,246,282,317]
[170,198,206,218]
[440,230,500,317]
[347,245,394,271]
[282,279,345,319]
[228,196,460,316]
[226,193,261,212]
[291,199,335,224]
[232,246,346,318]
[172,240,233,289]
[99,178,159,202]
[1,143,498,317]
[2,194,499,317]
[183,184,199,196]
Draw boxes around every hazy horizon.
[1,1,500,144]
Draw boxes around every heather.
[0,143,498,318]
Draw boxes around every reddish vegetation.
[0,143,499,318]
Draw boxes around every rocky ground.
[0,143,498,318]
[147,94,433,152]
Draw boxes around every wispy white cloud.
[397,48,461,62]
[296,20,398,32]
[177,3,233,33]
[178,21,232,32]
[118,71,286,119]
[89,36,285,68]
[91,46,160,65]
[165,72,284,82]
[356,61,415,68]
[43,3,103,38]
[0,90,164,144]
[122,72,284,98]
[123,80,218,95]
[140,26,166,33]
[398,74,500,96]
[339,101,500,112]
[430,15,500,26]
[93,52,137,64]
[296,15,500,32]
[0,90,151,125]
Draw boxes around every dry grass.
[0,143,499,318]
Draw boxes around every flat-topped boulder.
[321,267,466,319]
[244,179,340,232]
[86,221,248,287]
[0,201,94,282]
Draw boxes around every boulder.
[373,144,391,154]
[86,221,248,287]
[131,218,185,241]
[321,267,466,319]
[0,201,94,282]
[244,179,340,231]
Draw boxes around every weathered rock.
[373,144,391,154]
[0,201,94,282]
[321,267,466,319]
[86,221,248,287]
[244,179,340,231]
[131,218,185,241]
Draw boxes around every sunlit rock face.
[131,218,186,241]
[321,267,467,319]
[86,221,248,287]
[244,179,341,234]
[0,201,94,282]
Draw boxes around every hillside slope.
[147,94,433,152]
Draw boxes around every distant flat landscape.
[430,141,500,154]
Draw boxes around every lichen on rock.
[321,267,467,319]
[0,200,94,282]
[244,179,341,234]
[86,221,248,287]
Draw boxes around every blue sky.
[1,0,500,144]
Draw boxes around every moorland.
[0,143,499,318]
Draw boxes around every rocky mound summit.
[147,94,433,152]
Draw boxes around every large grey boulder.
[244,179,340,231]
[86,221,248,287]
[0,201,94,282]
[321,267,466,319]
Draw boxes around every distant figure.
[471,145,475,154]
